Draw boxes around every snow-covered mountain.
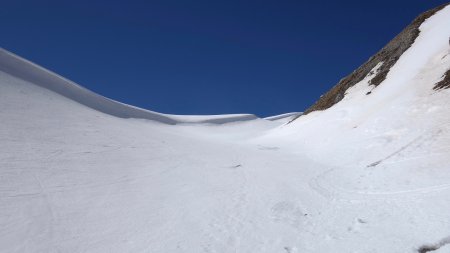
[1,3,449,253]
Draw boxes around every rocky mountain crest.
[300,3,449,117]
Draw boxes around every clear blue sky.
[1,0,447,117]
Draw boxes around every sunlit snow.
[1,5,450,253]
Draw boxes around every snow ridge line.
[0,48,258,125]
[0,48,179,124]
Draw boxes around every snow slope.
[264,112,302,124]
[0,48,257,125]
[1,4,450,253]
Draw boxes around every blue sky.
[1,0,447,117]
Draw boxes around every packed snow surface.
[1,5,450,253]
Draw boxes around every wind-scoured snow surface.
[1,5,450,253]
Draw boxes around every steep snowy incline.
[300,3,449,115]
[255,5,450,251]
[270,4,450,167]
[0,48,257,125]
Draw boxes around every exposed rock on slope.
[434,69,450,90]
[300,3,449,116]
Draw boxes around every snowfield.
[1,4,450,253]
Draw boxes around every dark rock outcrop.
[433,69,450,90]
